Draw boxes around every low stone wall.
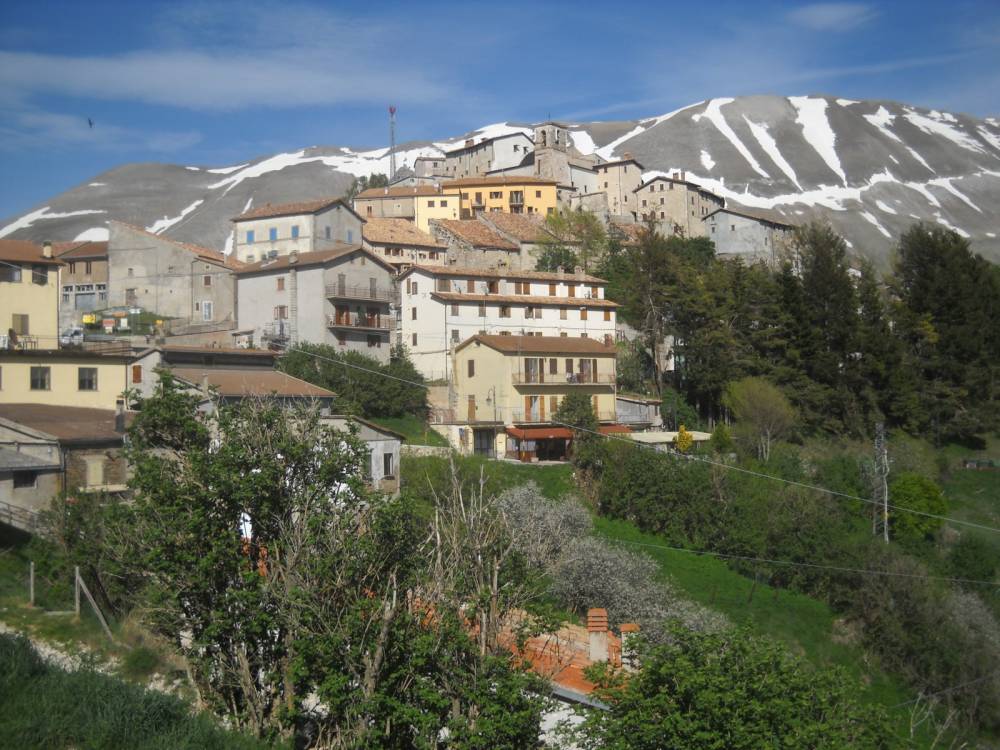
[401,444,451,458]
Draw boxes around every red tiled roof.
[169,367,336,399]
[432,292,618,308]
[356,185,443,199]
[234,244,394,275]
[457,334,616,355]
[0,404,132,444]
[400,264,606,284]
[0,240,64,266]
[432,220,518,250]
[362,218,444,248]
[233,197,350,222]
[705,206,796,228]
[111,222,245,270]
[480,213,554,243]
[54,241,108,260]
[442,175,556,188]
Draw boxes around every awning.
[599,424,632,435]
[506,426,573,440]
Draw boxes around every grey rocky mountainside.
[3,94,998,268]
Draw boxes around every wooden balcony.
[324,283,394,302]
[325,313,390,331]
[511,372,615,386]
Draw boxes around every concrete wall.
[705,212,794,265]
[354,195,417,221]
[596,163,642,217]
[0,354,130,409]
[1,262,60,347]
[59,258,108,330]
[233,204,362,262]
[107,223,236,325]
[414,195,460,232]
[65,445,128,492]
[400,267,616,380]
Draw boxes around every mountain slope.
[2,96,997,266]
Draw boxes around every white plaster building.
[231,198,365,264]
[398,265,617,380]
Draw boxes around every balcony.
[324,283,394,302]
[510,409,618,424]
[326,313,391,331]
[511,372,616,386]
[263,321,291,340]
[508,192,524,205]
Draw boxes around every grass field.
[371,415,449,446]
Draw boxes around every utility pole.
[872,422,890,543]
[388,105,397,181]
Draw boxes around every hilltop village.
[1,121,794,466]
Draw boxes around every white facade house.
[398,265,617,380]
[231,198,365,264]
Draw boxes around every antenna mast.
[388,105,397,181]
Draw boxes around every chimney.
[288,251,298,265]
[114,399,126,433]
[201,373,210,394]
[619,623,640,670]
[680,170,686,181]
[574,265,583,278]
[465,138,474,147]
[42,241,52,258]
[587,608,609,663]
[622,152,633,161]
[556,265,564,278]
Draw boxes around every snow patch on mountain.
[977,127,1000,153]
[875,199,897,214]
[864,106,902,142]
[0,206,106,239]
[569,130,597,156]
[928,178,981,212]
[904,109,985,154]
[789,96,847,185]
[596,125,645,161]
[88,182,106,187]
[693,98,770,178]
[933,212,970,237]
[146,199,204,234]
[643,101,704,129]
[207,163,248,175]
[700,150,715,171]
[742,116,801,189]
[836,98,860,106]
[74,227,109,241]
[861,210,892,237]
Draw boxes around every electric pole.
[388,105,397,181]
[872,422,890,543]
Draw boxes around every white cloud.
[787,3,877,31]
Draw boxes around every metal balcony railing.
[510,409,618,424]
[326,313,391,331]
[324,283,394,302]
[263,321,291,339]
[511,372,616,386]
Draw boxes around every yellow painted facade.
[0,354,130,410]
[442,179,558,219]
[1,263,60,347]
[413,194,460,233]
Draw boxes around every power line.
[890,670,1000,708]
[282,345,431,388]
[550,420,1000,536]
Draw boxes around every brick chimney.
[587,608,609,663]
[619,623,640,670]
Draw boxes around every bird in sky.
[87,118,94,129]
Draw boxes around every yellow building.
[0,240,62,349]
[446,334,623,460]
[0,350,132,410]
[413,193,460,232]
[441,177,558,219]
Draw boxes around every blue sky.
[1,0,998,219]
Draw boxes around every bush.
[498,483,591,575]
[949,534,1000,584]
[888,472,947,545]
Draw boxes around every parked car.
[60,326,85,347]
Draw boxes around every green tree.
[343,172,389,202]
[723,377,795,461]
[888,472,947,544]
[570,626,892,749]
[536,209,608,271]
[553,391,601,471]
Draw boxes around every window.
[477,302,486,317]
[427,200,436,208]
[580,308,588,321]
[450,303,459,315]
[642,200,647,207]
[269,227,278,241]
[275,305,288,319]
[499,305,511,318]
[467,278,475,292]
[12,314,29,335]
[489,191,502,199]
[291,225,299,239]
[0,366,2,389]
[560,308,567,320]
[127,267,134,277]
[347,230,353,243]
[567,284,576,298]
[78,367,98,391]
[411,281,418,294]
[383,452,395,478]
[202,301,214,321]
[367,334,381,348]
[660,212,665,219]
[132,364,142,384]
[31,265,47,285]
[277,277,285,291]
[30,366,50,391]
[0,264,21,283]
[525,306,535,319]
[549,283,556,296]
[411,333,418,346]
[325,226,332,240]
[203,274,212,287]
[336,331,347,346]
[69,261,77,274]
[85,261,92,274]
[437,278,450,292]
[246,230,255,244]
[565,358,573,374]
[468,359,475,377]
[535,190,542,198]
[411,307,417,320]
[451,328,460,343]
[604,309,612,321]
[549,358,557,375]
[13,471,36,489]
[440,199,448,207]
[731,224,736,231]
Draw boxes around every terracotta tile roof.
[442,175,557,188]
[362,218,444,248]
[233,197,351,222]
[432,220,518,250]
[595,157,644,170]
[432,292,618,308]
[53,241,108,260]
[457,334,616,355]
[0,240,64,266]
[356,185,443,199]
[157,345,276,358]
[608,222,645,246]
[234,244,394,275]
[480,213,554,243]
[0,404,132,444]
[400,264,607,284]
[705,206,796,228]
[111,222,245,270]
[169,367,336,399]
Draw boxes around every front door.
[473,429,494,457]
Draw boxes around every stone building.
[633,173,725,236]
[429,219,521,270]
[354,185,441,222]
[106,222,242,329]
[703,207,796,265]
[361,218,446,272]
[595,156,644,218]
[442,132,534,179]
[54,240,108,331]
[234,245,396,360]
[231,198,364,264]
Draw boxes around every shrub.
[949,534,1000,584]
[498,482,591,575]
[888,472,947,544]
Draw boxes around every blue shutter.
[291,226,299,239]
[246,230,255,244]
[269,227,277,241]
